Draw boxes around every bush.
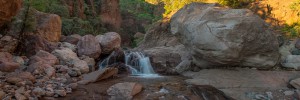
[283,23,300,38]
[62,17,105,36]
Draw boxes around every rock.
[170,3,279,69]
[73,60,89,74]
[175,60,192,73]
[100,0,121,31]
[6,72,35,84]
[54,90,67,97]
[51,48,79,65]
[290,78,300,89]
[57,65,69,73]
[281,55,300,69]
[291,48,300,55]
[188,85,235,100]
[0,35,18,53]
[77,35,101,59]
[143,45,189,74]
[0,91,5,99]
[80,56,96,72]
[0,52,20,72]
[0,61,20,72]
[23,34,58,57]
[60,34,81,45]
[78,68,118,85]
[295,39,300,49]
[0,52,13,62]
[283,90,294,96]
[58,42,77,52]
[32,87,45,97]
[27,61,51,74]
[68,68,80,77]
[15,93,27,100]
[279,42,294,61]
[33,10,61,42]
[68,83,78,90]
[13,56,25,65]
[0,0,22,27]
[96,32,121,54]
[29,50,59,66]
[45,67,56,77]
[107,82,142,100]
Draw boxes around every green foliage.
[62,17,105,36]
[120,0,161,22]
[28,0,48,12]
[283,23,300,38]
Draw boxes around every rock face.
[77,35,101,59]
[171,3,279,69]
[107,82,142,100]
[96,32,121,54]
[100,0,122,31]
[34,10,62,42]
[0,0,22,27]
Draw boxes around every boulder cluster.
[0,31,122,99]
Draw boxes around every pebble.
[54,90,67,97]
[32,87,45,97]
[283,90,294,96]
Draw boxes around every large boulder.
[96,32,121,54]
[77,35,101,59]
[0,0,22,27]
[33,10,61,42]
[170,3,279,69]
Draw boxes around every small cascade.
[99,50,158,77]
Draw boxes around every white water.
[99,51,158,77]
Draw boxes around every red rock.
[107,82,143,99]
[100,0,121,31]
[78,68,118,85]
[29,50,59,66]
[0,0,22,27]
[0,61,20,72]
[6,72,35,84]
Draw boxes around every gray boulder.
[171,3,279,69]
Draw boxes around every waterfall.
[99,50,157,76]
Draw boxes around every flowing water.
[99,51,158,77]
